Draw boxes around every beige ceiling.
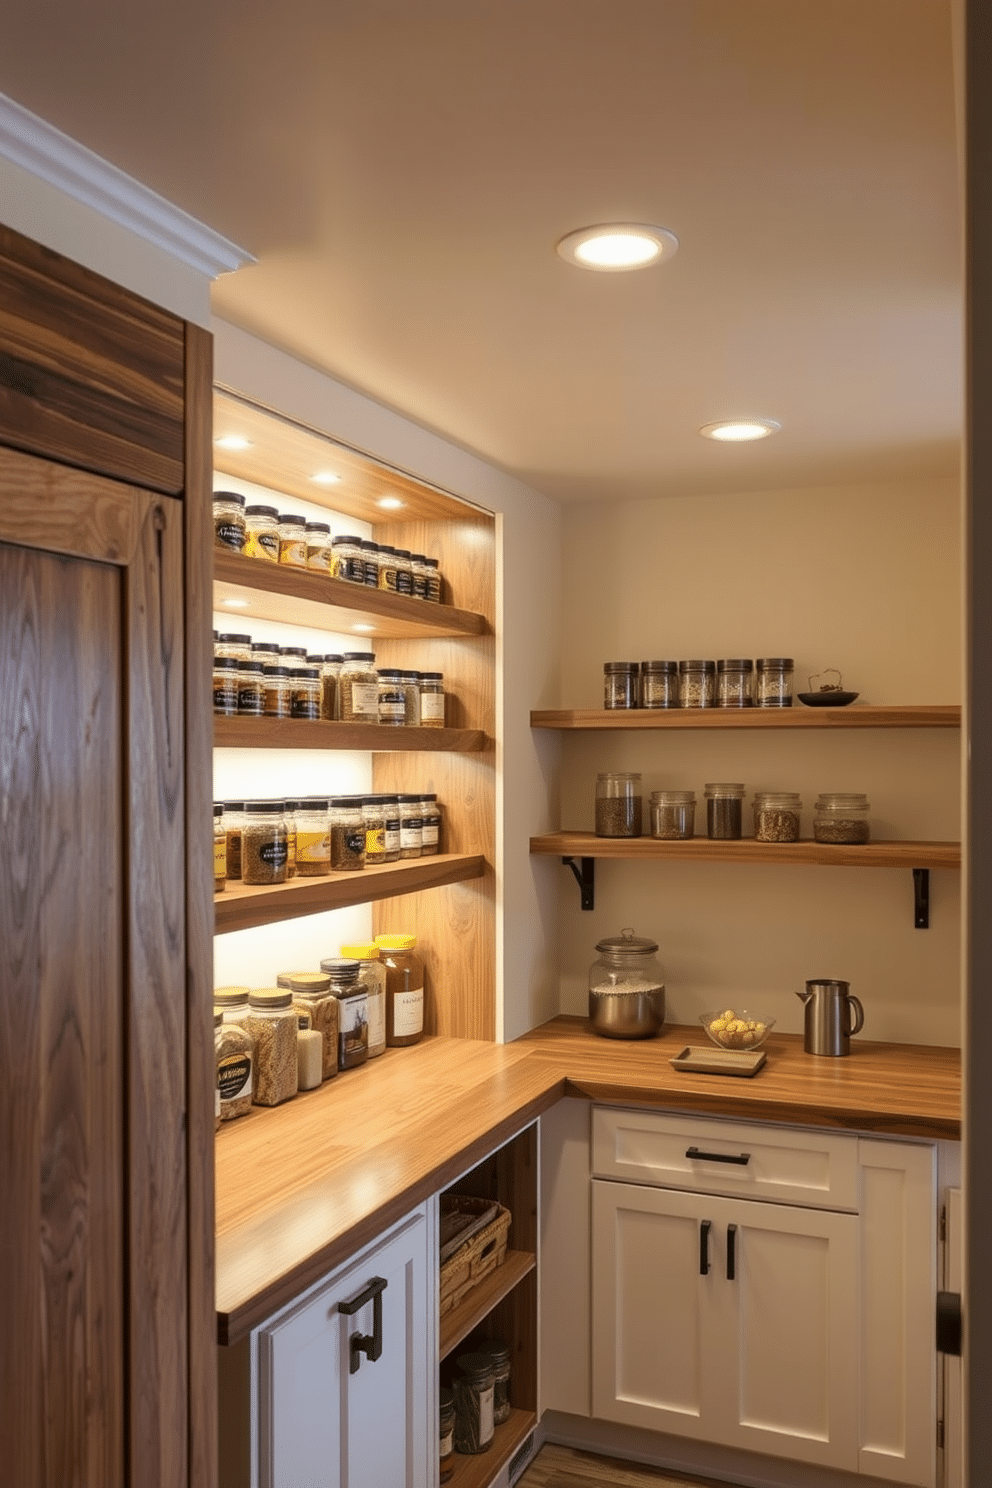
[0,0,961,504]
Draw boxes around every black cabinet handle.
[699,1219,711,1275]
[727,1223,737,1281]
[685,1146,751,1166]
[338,1275,388,1374]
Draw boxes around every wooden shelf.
[531,704,961,730]
[214,546,488,639]
[439,1250,536,1362]
[215,852,486,934]
[443,1409,537,1488]
[530,831,961,869]
[214,715,487,752]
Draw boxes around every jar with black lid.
[360,538,380,587]
[319,959,369,1070]
[319,654,342,720]
[215,632,252,666]
[244,504,279,562]
[717,658,754,707]
[423,557,443,601]
[380,794,401,862]
[453,1353,495,1454]
[212,491,247,552]
[236,659,264,717]
[279,644,308,666]
[411,554,430,599]
[213,657,238,717]
[361,796,387,865]
[289,666,321,720]
[304,521,333,572]
[679,659,716,708]
[251,639,280,668]
[295,798,330,876]
[400,671,421,726]
[377,545,400,592]
[398,794,423,858]
[604,660,638,710]
[261,664,291,719]
[474,1339,511,1424]
[394,549,414,595]
[339,652,379,722]
[377,669,407,726]
[419,794,441,855]
[418,672,445,728]
[277,512,307,567]
[640,659,679,709]
[329,797,366,870]
[331,534,365,584]
[241,801,288,884]
[756,657,794,708]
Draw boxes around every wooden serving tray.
[670,1045,767,1078]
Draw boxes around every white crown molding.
[0,90,254,279]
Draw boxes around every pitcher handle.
[844,994,865,1038]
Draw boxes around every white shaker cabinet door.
[592,1179,859,1471]
[257,1209,433,1488]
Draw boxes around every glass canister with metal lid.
[588,928,666,1039]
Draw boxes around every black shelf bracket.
[562,855,595,911]
[913,868,931,929]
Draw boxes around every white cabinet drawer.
[592,1107,859,1211]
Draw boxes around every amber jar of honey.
[375,933,425,1046]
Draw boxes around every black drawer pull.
[699,1219,711,1275]
[727,1223,737,1281]
[686,1146,751,1166]
[338,1275,387,1373]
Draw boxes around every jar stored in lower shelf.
[241,801,288,884]
[649,790,696,840]
[453,1353,495,1454]
[213,803,227,892]
[244,988,298,1106]
[813,792,871,844]
[277,512,307,567]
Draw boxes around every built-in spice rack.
[214,715,487,752]
[530,704,961,730]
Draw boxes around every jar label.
[384,823,401,852]
[392,984,423,1037]
[290,697,320,719]
[246,529,279,561]
[400,819,423,848]
[237,689,264,714]
[297,829,330,865]
[306,546,332,571]
[259,839,289,869]
[349,681,380,717]
[279,537,307,566]
[214,839,227,878]
[421,820,439,848]
[332,554,365,582]
[378,697,406,723]
[346,830,366,855]
[379,568,399,592]
[419,693,445,723]
[365,826,386,856]
[367,987,385,1048]
[395,570,414,596]
[217,1053,252,1103]
[478,1384,494,1445]
[337,992,369,1063]
[214,519,246,551]
[213,679,238,714]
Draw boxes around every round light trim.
[699,419,781,443]
[311,471,341,485]
[377,496,405,510]
[214,434,253,451]
[556,223,679,272]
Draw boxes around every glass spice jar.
[241,801,288,884]
[261,664,291,718]
[244,988,298,1106]
[411,553,430,600]
[704,782,746,840]
[329,797,366,871]
[649,789,696,840]
[474,1339,511,1425]
[423,557,443,602]
[752,790,803,842]
[235,659,265,717]
[813,792,871,844]
[453,1353,496,1455]
[439,1387,456,1483]
[419,794,441,855]
[595,772,643,837]
[244,504,280,562]
[640,659,679,709]
[223,801,246,881]
[304,520,333,572]
[319,654,342,720]
[755,657,795,708]
[418,672,445,728]
[215,632,253,666]
[212,490,247,553]
[400,671,421,726]
[398,795,424,858]
[339,941,387,1057]
[717,658,754,707]
[375,934,425,1047]
[377,669,407,726]
[679,658,716,708]
[283,799,299,878]
[289,666,321,720]
[331,534,365,584]
[214,1002,253,1122]
[295,798,330,876]
[339,652,380,722]
[287,971,340,1081]
[394,549,415,596]
[361,795,387,867]
[277,512,307,567]
[377,545,400,593]
[213,657,239,717]
[380,794,402,862]
[279,644,308,667]
[604,660,639,710]
[360,538,380,587]
[213,803,227,892]
[320,959,370,1070]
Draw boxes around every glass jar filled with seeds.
[419,794,441,855]
[213,995,253,1122]
[289,666,321,720]
[339,652,380,722]
[640,659,679,709]
[595,772,643,837]
[277,512,307,567]
[331,533,366,584]
[244,988,298,1105]
[212,490,247,552]
[411,553,430,599]
[262,663,291,719]
[215,631,252,666]
[241,801,288,884]
[287,971,340,1081]
[679,658,716,708]
[329,797,366,870]
[398,795,424,858]
[223,801,246,881]
[649,789,696,840]
[380,794,402,862]
[418,672,445,728]
[213,803,227,892]
[236,659,265,717]
[360,538,380,587]
[394,549,415,596]
[717,658,754,707]
[604,660,639,710]
[752,790,802,842]
[339,941,387,1057]
[250,638,280,671]
[319,654,342,720]
[423,556,443,602]
[377,669,407,726]
[813,792,871,844]
[304,520,333,572]
[704,782,746,840]
[213,656,239,717]
[399,671,421,726]
[244,504,280,562]
[755,657,794,708]
[279,644,308,668]
[295,798,330,876]
[453,1353,496,1455]
[319,959,369,1070]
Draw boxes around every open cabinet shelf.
[529,831,961,869]
[214,715,487,752]
[530,704,961,730]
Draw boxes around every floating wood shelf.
[439,1249,536,1362]
[214,715,487,752]
[529,832,961,869]
[215,853,487,934]
[214,546,489,640]
[530,705,961,730]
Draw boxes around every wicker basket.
[439,1195,512,1316]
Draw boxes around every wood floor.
[515,1443,739,1488]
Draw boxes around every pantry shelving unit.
[530,704,962,925]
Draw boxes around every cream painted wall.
[548,477,962,1047]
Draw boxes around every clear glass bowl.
[700,1009,775,1051]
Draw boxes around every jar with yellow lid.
[375,933,425,1047]
[340,942,386,1057]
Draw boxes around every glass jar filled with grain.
[752,790,802,842]
[595,772,643,837]
[398,795,424,858]
[261,664,291,719]
[223,801,246,881]
[360,538,380,588]
[213,997,253,1122]
[277,512,307,567]
[377,669,407,726]
[400,671,421,726]
[423,556,443,602]
[418,672,445,728]
[679,658,716,708]
[339,652,380,723]
[411,553,430,599]
[640,659,679,709]
[755,657,794,708]
[319,654,342,720]
[244,988,298,1106]
[304,520,333,572]
[215,631,252,666]
[604,660,638,709]
[329,797,366,871]
[213,803,227,892]
[377,545,400,593]
[419,794,441,855]
[212,490,247,553]
[813,792,871,844]
[717,658,754,707]
[283,799,299,878]
[649,789,696,840]
[287,971,340,1082]
[244,504,280,562]
[241,801,288,884]
[339,942,387,1057]
[704,782,746,840]
[380,794,401,862]
[394,549,415,596]
[295,798,330,876]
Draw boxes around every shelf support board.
[913,867,931,929]
[562,855,595,911]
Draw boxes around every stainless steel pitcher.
[796,978,865,1056]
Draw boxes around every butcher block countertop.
[214,1017,960,1344]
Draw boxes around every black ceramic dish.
[797,690,860,707]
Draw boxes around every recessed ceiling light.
[311,471,342,486]
[699,419,781,442]
[353,623,376,633]
[378,497,404,510]
[556,223,679,272]
[214,435,253,451]
[222,597,250,608]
